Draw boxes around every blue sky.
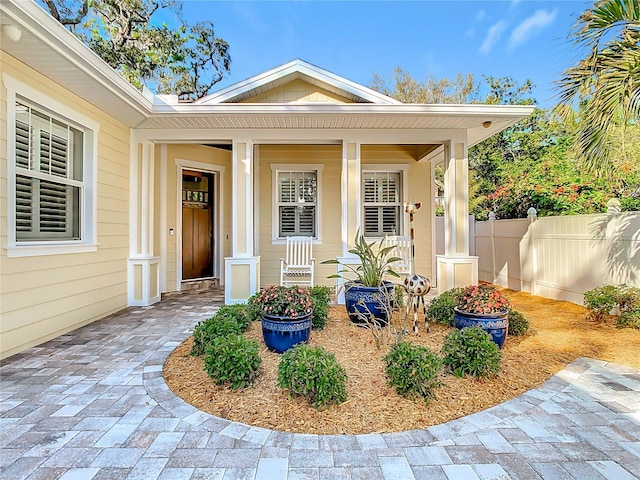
[179,0,592,109]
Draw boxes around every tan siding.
[243,79,355,104]
[257,144,343,287]
[361,146,433,280]
[0,53,130,359]
[257,144,434,287]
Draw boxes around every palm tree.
[556,0,640,176]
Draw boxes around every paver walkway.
[1,289,639,480]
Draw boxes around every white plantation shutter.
[14,101,82,241]
[278,171,317,237]
[363,172,402,236]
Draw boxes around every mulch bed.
[163,289,640,435]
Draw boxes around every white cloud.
[509,9,557,50]
[465,26,476,39]
[480,20,506,55]
[476,9,486,21]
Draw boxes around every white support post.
[225,140,260,304]
[341,140,361,256]
[436,139,478,290]
[128,141,161,306]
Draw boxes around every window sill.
[6,243,99,258]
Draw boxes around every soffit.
[136,104,532,146]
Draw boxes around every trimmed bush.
[203,334,261,389]
[617,306,640,329]
[310,286,332,330]
[277,344,347,409]
[426,287,463,326]
[508,309,530,336]
[384,341,443,403]
[191,314,244,356]
[583,285,620,322]
[441,327,502,378]
[191,303,259,356]
[584,284,640,328]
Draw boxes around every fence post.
[607,197,621,214]
[488,212,496,284]
[527,207,538,295]
[605,198,620,285]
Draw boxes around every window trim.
[361,164,409,239]
[4,74,99,258]
[271,163,323,244]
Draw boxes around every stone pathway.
[1,289,639,480]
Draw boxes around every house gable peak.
[194,59,401,105]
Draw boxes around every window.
[278,171,317,237]
[15,101,83,241]
[271,164,323,241]
[363,171,402,237]
[4,73,98,257]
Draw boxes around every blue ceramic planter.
[261,313,312,353]
[344,282,395,327]
[453,307,509,349]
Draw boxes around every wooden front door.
[182,170,214,280]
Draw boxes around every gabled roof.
[194,59,402,105]
[0,0,534,146]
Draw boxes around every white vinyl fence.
[473,207,640,305]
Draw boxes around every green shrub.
[426,287,463,326]
[617,306,640,329]
[191,303,262,356]
[203,335,261,389]
[441,327,502,378]
[277,344,347,409]
[384,341,442,403]
[583,285,620,322]
[191,314,244,356]
[508,309,529,336]
[615,285,640,315]
[584,284,640,326]
[310,286,332,330]
[217,304,256,331]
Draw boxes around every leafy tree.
[370,67,478,104]
[39,0,230,100]
[556,0,640,176]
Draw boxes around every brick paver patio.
[1,289,639,479]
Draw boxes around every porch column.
[336,141,361,303]
[436,140,478,291]
[225,140,260,304]
[128,141,161,306]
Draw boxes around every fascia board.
[151,102,535,118]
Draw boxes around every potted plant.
[453,284,510,349]
[322,230,402,326]
[252,285,313,353]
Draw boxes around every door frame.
[175,158,225,291]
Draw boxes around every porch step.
[181,278,220,293]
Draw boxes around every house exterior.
[0,0,534,359]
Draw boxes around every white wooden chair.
[383,235,412,276]
[280,236,315,287]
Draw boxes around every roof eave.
[1,0,152,127]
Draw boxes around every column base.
[128,256,161,306]
[436,255,478,292]
[224,256,261,304]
